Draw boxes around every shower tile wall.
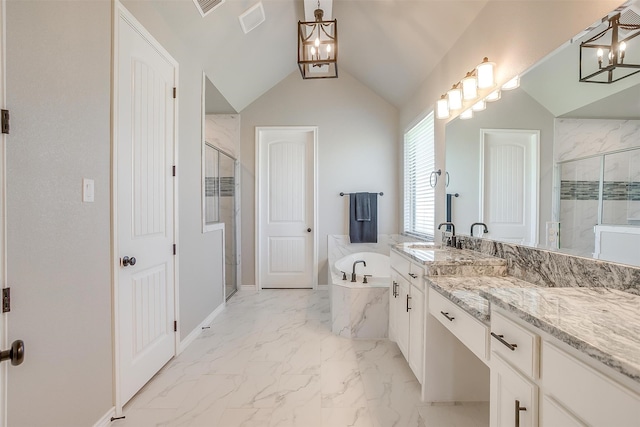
[555,119,640,162]
[205,114,240,158]
[555,118,640,255]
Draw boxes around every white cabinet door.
[408,284,424,382]
[491,355,537,427]
[396,276,411,360]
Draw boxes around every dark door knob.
[1,340,25,366]
[122,256,137,267]
[307,228,312,232]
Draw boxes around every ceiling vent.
[239,2,265,34]
[193,0,225,17]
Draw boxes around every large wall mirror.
[445,0,640,267]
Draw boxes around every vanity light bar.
[435,59,520,120]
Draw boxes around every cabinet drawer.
[390,251,411,281]
[429,289,488,362]
[490,311,539,379]
[542,341,640,427]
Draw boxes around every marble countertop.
[482,286,640,384]
[426,276,538,324]
[392,243,506,266]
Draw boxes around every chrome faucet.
[437,222,456,247]
[470,222,489,237]
[351,260,366,282]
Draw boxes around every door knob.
[0,340,25,366]
[307,228,312,232]
[122,256,137,267]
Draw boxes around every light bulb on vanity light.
[447,85,463,110]
[461,72,478,100]
[476,57,496,89]
[619,41,626,62]
[436,95,450,119]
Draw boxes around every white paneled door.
[115,5,177,408]
[257,127,317,289]
[480,129,539,246]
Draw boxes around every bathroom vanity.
[389,242,640,427]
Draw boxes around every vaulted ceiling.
[129,0,489,112]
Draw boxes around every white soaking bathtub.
[330,252,390,339]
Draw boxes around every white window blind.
[403,112,435,239]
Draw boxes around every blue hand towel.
[355,192,371,221]
[349,193,378,243]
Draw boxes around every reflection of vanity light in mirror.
[471,100,486,112]
[460,109,473,120]
[501,75,520,90]
[486,89,501,102]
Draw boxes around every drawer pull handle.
[408,273,418,279]
[392,281,398,298]
[406,294,411,312]
[515,399,527,427]
[491,332,518,351]
[440,311,455,322]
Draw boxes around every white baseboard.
[178,302,226,354]
[241,284,257,292]
[93,407,116,427]
[317,284,329,290]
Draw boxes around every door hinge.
[173,244,176,255]
[173,87,177,99]
[174,321,177,332]
[2,288,10,313]
[172,165,176,177]
[1,109,9,134]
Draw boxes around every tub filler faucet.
[351,260,366,282]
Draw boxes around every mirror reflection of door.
[480,129,539,246]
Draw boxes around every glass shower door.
[218,151,238,300]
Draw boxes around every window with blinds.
[403,111,435,239]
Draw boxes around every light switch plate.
[83,178,95,203]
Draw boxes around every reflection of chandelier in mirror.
[579,12,640,83]
[298,2,338,79]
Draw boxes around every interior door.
[257,127,316,289]
[115,6,177,407]
[480,129,539,246]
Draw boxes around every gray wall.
[6,1,112,425]
[445,89,555,245]
[240,70,399,286]
[123,0,225,340]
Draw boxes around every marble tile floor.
[115,290,489,427]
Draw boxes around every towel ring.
[429,169,442,188]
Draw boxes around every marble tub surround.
[331,283,389,339]
[482,286,640,384]
[459,236,640,295]
[426,276,540,324]
[391,244,507,277]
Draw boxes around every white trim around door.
[255,126,318,290]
